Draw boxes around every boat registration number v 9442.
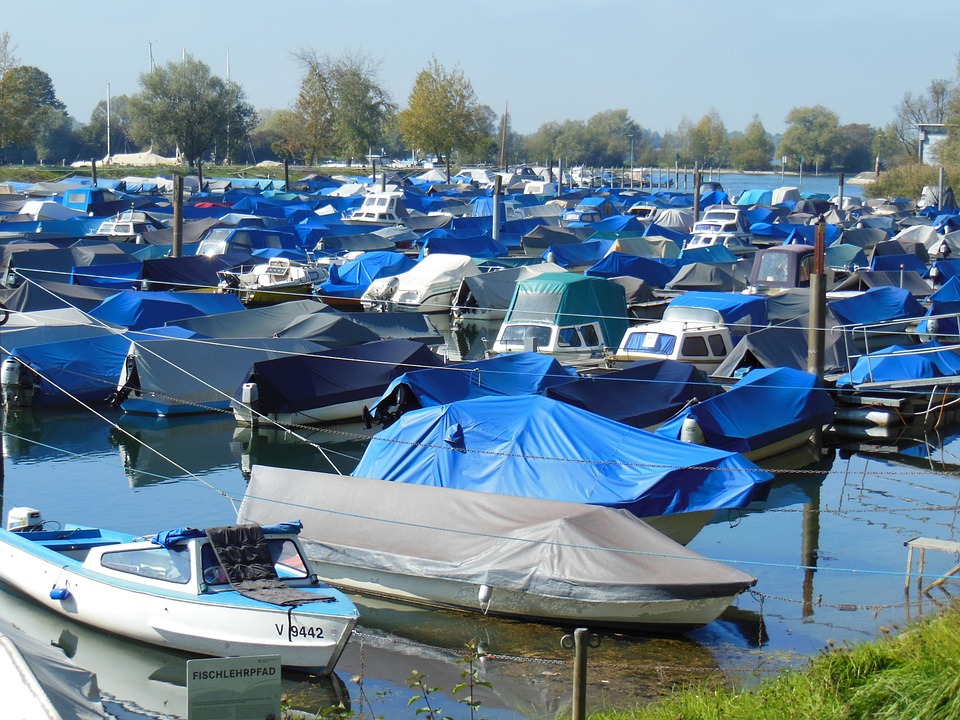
[276,623,324,640]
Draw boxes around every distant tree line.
[1,30,959,175]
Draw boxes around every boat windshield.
[101,545,192,584]
[200,538,309,585]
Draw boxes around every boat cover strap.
[205,524,332,606]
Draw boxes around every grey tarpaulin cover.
[239,466,756,605]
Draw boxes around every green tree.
[0,36,64,162]
[331,52,395,161]
[79,94,135,160]
[582,108,643,167]
[730,115,774,171]
[397,57,484,177]
[873,124,912,169]
[31,105,78,164]
[129,55,256,171]
[777,105,846,172]
[839,123,877,173]
[892,79,953,160]
[290,49,336,164]
[686,110,730,166]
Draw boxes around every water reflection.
[0,583,347,719]
[108,413,243,486]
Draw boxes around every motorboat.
[239,466,758,631]
[491,273,629,361]
[217,257,327,306]
[656,367,836,461]
[343,190,452,232]
[361,253,480,313]
[605,292,767,372]
[94,209,166,243]
[0,508,358,672]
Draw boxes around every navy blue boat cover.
[238,339,443,413]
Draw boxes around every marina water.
[3,170,954,718]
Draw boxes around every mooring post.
[91,158,98,187]
[172,174,184,259]
[807,215,826,379]
[693,163,701,224]
[491,174,502,243]
[561,627,599,720]
[284,158,290,191]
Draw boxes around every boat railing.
[837,311,960,387]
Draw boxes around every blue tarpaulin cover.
[656,367,835,454]
[88,290,245,330]
[544,359,721,429]
[828,286,925,326]
[585,252,682,288]
[352,394,773,517]
[541,239,612,268]
[370,352,577,418]
[320,250,417,299]
[835,341,960,388]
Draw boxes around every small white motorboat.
[0,508,358,673]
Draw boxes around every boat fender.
[49,586,71,601]
[478,584,492,614]
[680,416,705,445]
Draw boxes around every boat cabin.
[606,321,734,372]
[346,191,410,224]
[492,273,628,360]
[745,244,834,296]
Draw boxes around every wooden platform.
[904,536,960,593]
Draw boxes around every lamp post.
[106,82,111,164]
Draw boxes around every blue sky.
[5,0,957,137]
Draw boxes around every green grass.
[592,605,960,720]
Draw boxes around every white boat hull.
[0,529,357,672]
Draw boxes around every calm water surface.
[0,174,941,717]
[3,403,959,719]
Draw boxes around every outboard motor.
[1,357,35,407]
[7,507,43,532]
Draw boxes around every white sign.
[187,654,281,720]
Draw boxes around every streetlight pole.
[106,82,111,163]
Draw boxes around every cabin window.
[101,545,191,584]
[500,324,552,349]
[376,197,388,207]
[558,327,582,347]
[580,325,600,347]
[708,334,727,355]
[680,335,709,357]
[623,331,676,355]
[65,191,86,204]
[799,255,814,284]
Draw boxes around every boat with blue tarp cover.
[655,367,835,460]
[0,509,358,673]
[353,394,772,544]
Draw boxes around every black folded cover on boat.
[205,524,333,606]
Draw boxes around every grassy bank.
[593,605,960,720]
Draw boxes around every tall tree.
[129,55,256,170]
[397,57,483,177]
[891,79,953,160]
[80,94,135,159]
[730,115,774,171]
[290,49,336,165]
[331,52,395,161]
[686,110,730,167]
[0,36,52,161]
[583,109,643,167]
[776,105,846,172]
